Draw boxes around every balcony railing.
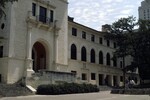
[27,11,54,26]
[36,15,53,25]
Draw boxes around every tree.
[130,19,150,82]
[104,16,137,87]
[105,17,150,84]
[0,0,18,19]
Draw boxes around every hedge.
[111,89,150,95]
[36,83,99,95]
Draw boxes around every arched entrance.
[32,42,46,72]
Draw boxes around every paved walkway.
[0,91,150,100]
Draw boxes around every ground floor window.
[82,73,87,80]
[0,46,3,58]
[91,73,96,80]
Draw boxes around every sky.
[68,0,143,31]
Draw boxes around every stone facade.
[0,0,139,86]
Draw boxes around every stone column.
[109,75,113,86]
[117,76,120,87]
[26,26,34,77]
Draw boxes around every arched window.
[99,51,103,64]
[81,47,87,62]
[71,44,77,60]
[90,49,95,63]
[106,53,111,65]
[113,56,117,67]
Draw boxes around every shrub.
[36,83,99,95]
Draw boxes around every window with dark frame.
[32,3,36,16]
[82,31,86,39]
[71,44,77,60]
[0,46,3,58]
[81,47,87,62]
[82,73,87,80]
[99,51,103,64]
[91,73,96,80]
[72,28,77,36]
[106,53,111,65]
[113,56,117,67]
[114,42,117,48]
[120,61,123,68]
[99,37,103,44]
[91,34,95,42]
[107,40,110,47]
[39,6,47,23]
[90,49,95,63]
[50,10,54,22]
[120,76,123,82]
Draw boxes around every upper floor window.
[82,31,86,39]
[0,46,3,58]
[107,40,110,47]
[71,44,77,60]
[32,3,36,16]
[113,56,117,67]
[99,51,103,64]
[50,10,54,22]
[72,28,77,36]
[90,49,95,63]
[91,34,95,42]
[99,37,103,44]
[106,53,111,66]
[120,61,123,68]
[39,6,47,23]
[81,47,87,62]
[114,42,117,48]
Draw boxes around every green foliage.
[105,16,137,58]
[0,0,18,19]
[36,83,99,95]
[105,16,150,81]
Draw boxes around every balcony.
[27,11,54,31]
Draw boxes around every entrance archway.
[32,42,46,72]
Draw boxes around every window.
[107,40,110,47]
[120,76,123,82]
[91,73,96,80]
[82,31,86,39]
[99,51,103,64]
[39,6,47,23]
[82,73,87,80]
[113,56,117,67]
[72,28,77,36]
[71,44,77,60]
[90,49,95,63]
[99,37,103,44]
[81,47,87,62]
[120,61,123,68]
[114,42,116,48]
[106,53,111,66]
[91,34,95,42]
[50,10,54,22]
[0,46,3,58]
[32,3,36,16]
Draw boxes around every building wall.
[0,0,68,83]
[68,21,125,86]
[139,0,150,20]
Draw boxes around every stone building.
[139,0,150,20]
[0,0,138,87]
